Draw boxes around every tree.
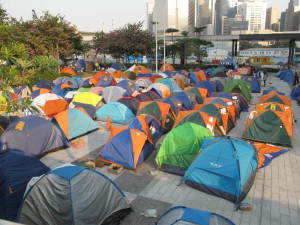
[193,26,206,36]
[5,11,82,59]
[166,28,179,43]
[181,31,189,37]
[0,5,8,23]
[103,22,154,61]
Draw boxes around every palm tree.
[166,28,179,43]
[193,26,206,37]
[181,31,189,37]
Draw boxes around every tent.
[185,137,257,204]
[195,103,234,135]
[212,92,249,112]
[19,165,131,225]
[156,123,213,176]
[97,76,116,87]
[0,116,68,157]
[33,80,53,90]
[161,98,188,115]
[142,89,162,100]
[132,65,150,74]
[99,128,154,169]
[0,116,18,135]
[30,88,52,99]
[170,91,194,110]
[157,78,181,92]
[160,64,175,72]
[173,110,221,136]
[0,150,49,221]
[72,92,103,107]
[224,80,252,102]
[276,69,294,84]
[53,77,78,89]
[252,142,288,168]
[194,81,214,95]
[242,109,293,147]
[116,79,138,96]
[242,76,261,93]
[189,71,207,83]
[96,102,135,124]
[93,70,110,78]
[53,109,100,140]
[210,67,226,78]
[157,206,235,225]
[103,86,127,103]
[135,78,152,89]
[255,102,293,118]
[110,70,129,79]
[146,83,171,98]
[60,67,77,76]
[128,115,162,143]
[185,87,208,104]
[259,90,292,106]
[137,101,175,132]
[203,97,238,123]
[118,97,141,114]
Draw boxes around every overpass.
[159,32,300,65]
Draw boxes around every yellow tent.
[72,92,103,107]
[0,95,8,114]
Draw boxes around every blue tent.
[111,63,126,70]
[0,116,69,158]
[0,150,49,221]
[214,80,224,92]
[96,102,135,124]
[276,69,294,84]
[242,76,261,93]
[72,76,84,87]
[194,81,213,95]
[157,206,235,225]
[291,85,300,100]
[99,128,154,169]
[185,137,257,203]
[170,91,193,110]
[97,76,115,87]
[34,80,53,90]
[116,79,138,96]
[158,78,181,92]
[129,115,162,143]
[54,109,100,140]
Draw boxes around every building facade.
[265,7,280,31]
[237,0,267,32]
[222,15,249,35]
[149,0,189,33]
[283,0,300,31]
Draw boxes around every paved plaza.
[41,75,300,225]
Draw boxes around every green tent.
[156,123,213,175]
[224,79,252,102]
[242,110,292,147]
[78,87,92,92]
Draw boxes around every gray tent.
[135,78,152,89]
[102,86,127,103]
[19,165,131,225]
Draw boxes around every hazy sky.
[1,0,289,32]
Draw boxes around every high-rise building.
[265,7,280,31]
[147,0,155,33]
[237,0,267,32]
[283,0,300,31]
[215,0,229,34]
[149,0,189,33]
[222,14,249,34]
[188,0,217,35]
[228,0,238,8]
[280,11,286,31]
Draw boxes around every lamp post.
[163,27,166,71]
[152,20,159,73]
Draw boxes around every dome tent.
[157,206,235,225]
[19,165,131,225]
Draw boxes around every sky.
[1,0,289,32]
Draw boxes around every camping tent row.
[242,89,294,147]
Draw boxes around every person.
[259,70,267,87]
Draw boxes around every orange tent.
[93,70,110,78]
[193,70,207,81]
[61,67,76,76]
[110,71,129,79]
[39,99,69,118]
[173,76,185,89]
[160,64,175,72]
[259,90,292,106]
[253,142,288,168]
[133,65,150,74]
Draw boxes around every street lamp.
[152,20,159,73]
